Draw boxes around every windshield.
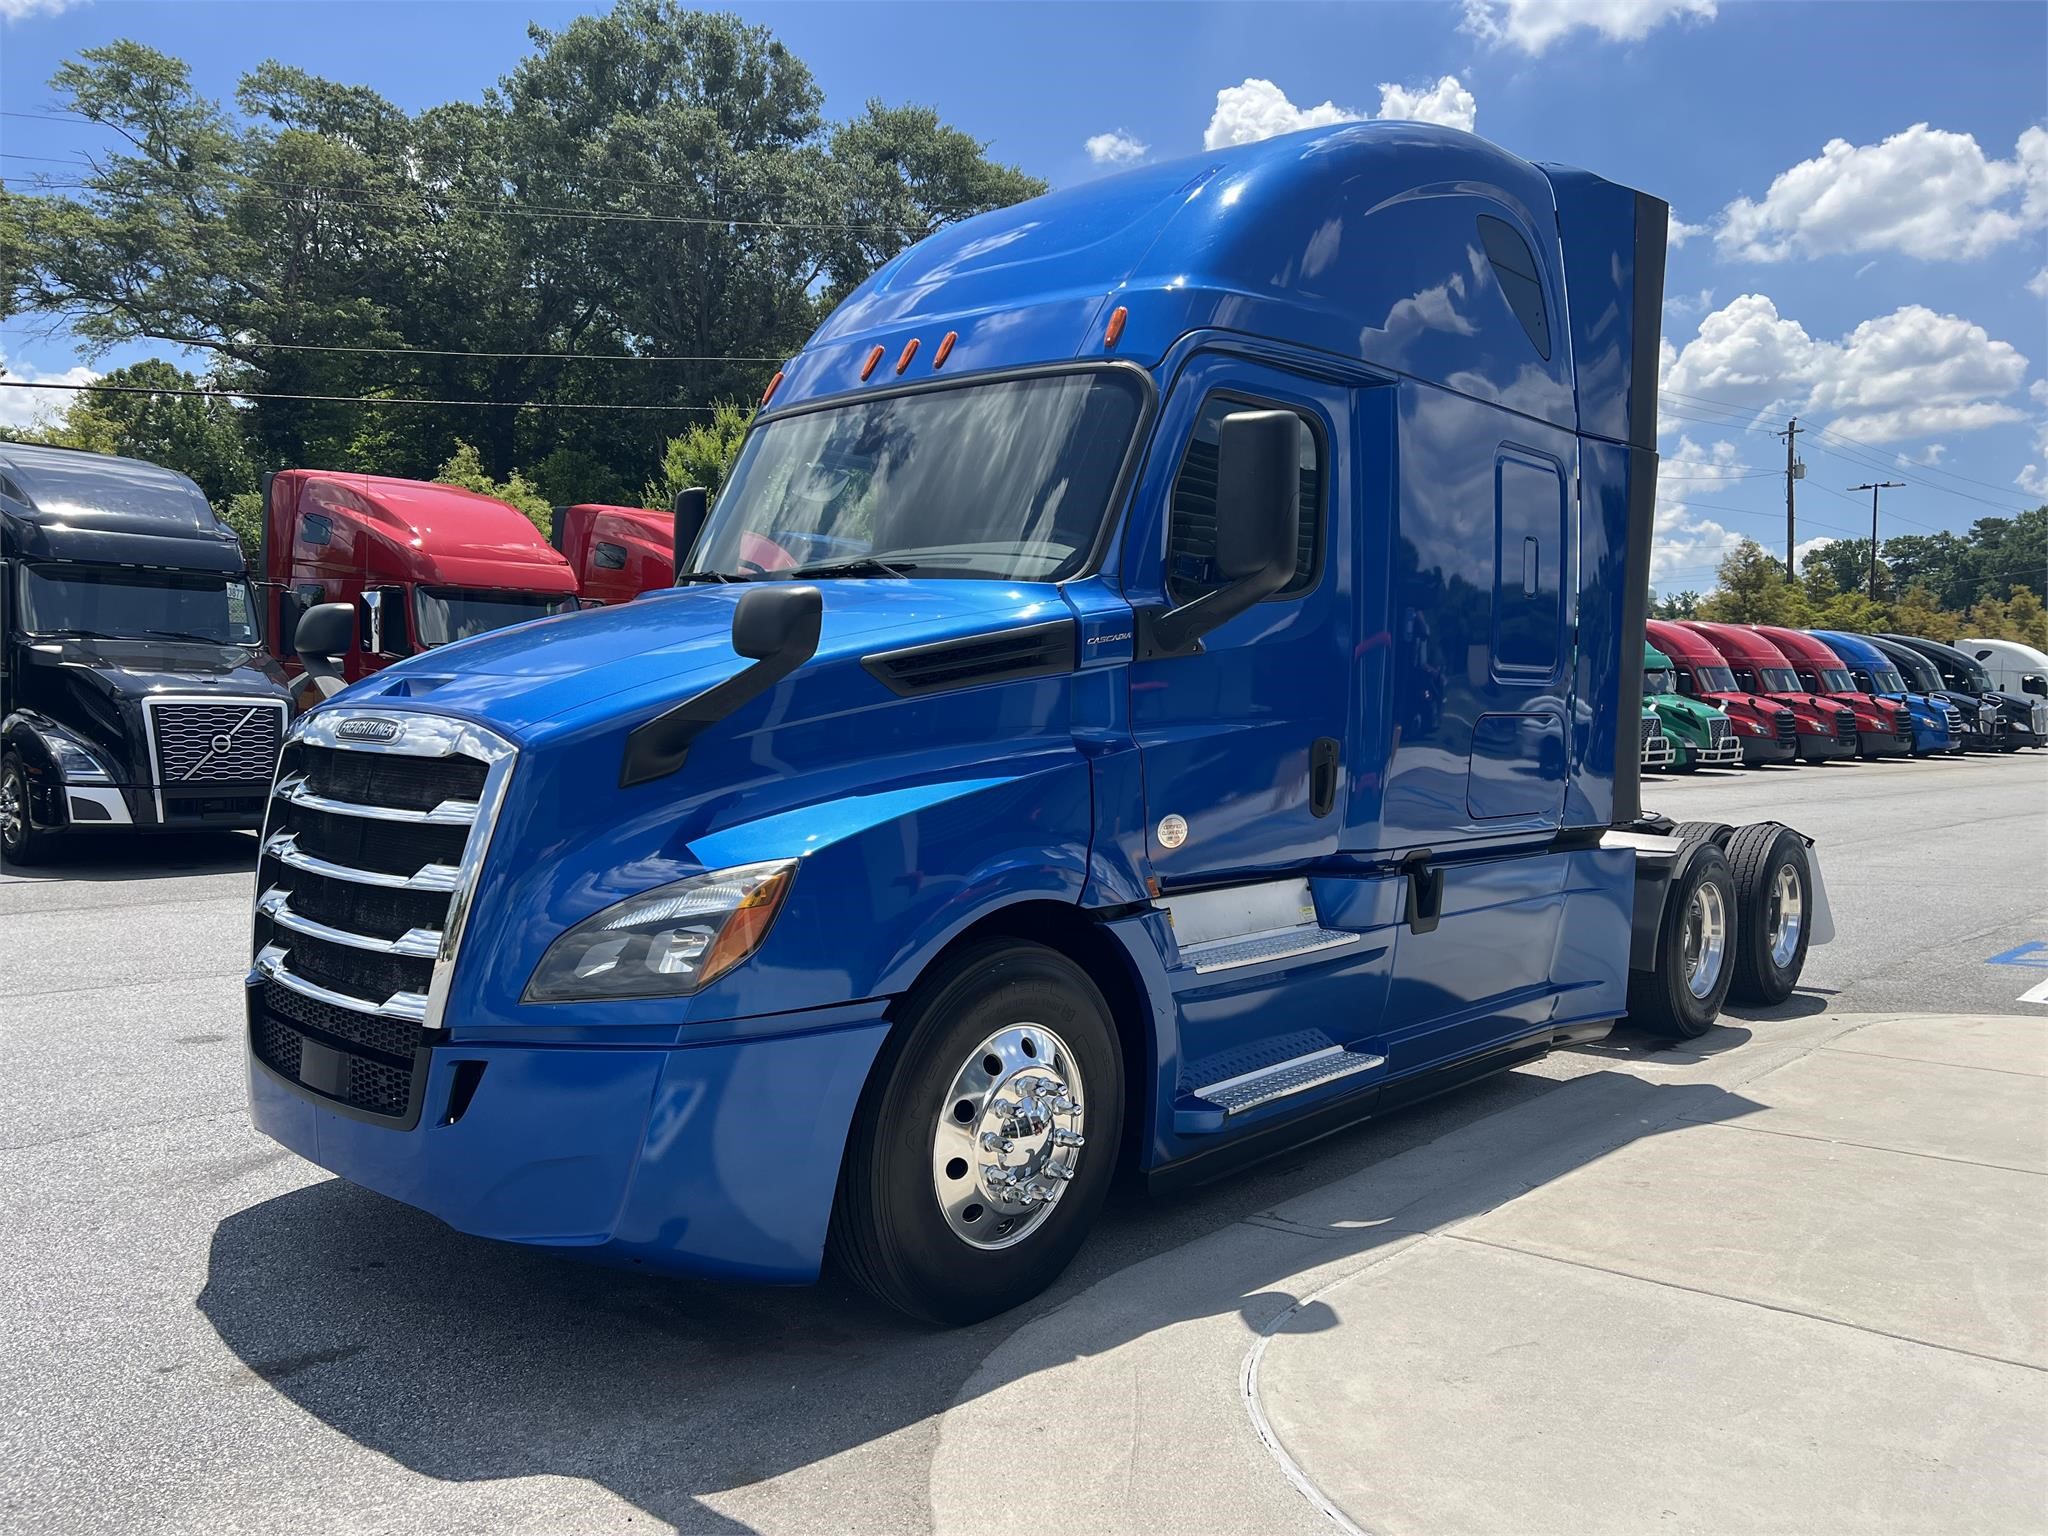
[690,370,1145,582]
[1694,665,1739,692]
[1758,666,1801,692]
[1892,651,1941,691]
[1870,667,1907,693]
[413,587,575,647]
[1956,657,1995,691]
[19,562,258,645]
[1645,665,1677,696]
[1819,667,1855,692]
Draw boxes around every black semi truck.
[0,441,291,862]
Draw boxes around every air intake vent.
[863,619,1076,697]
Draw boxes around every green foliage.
[2,359,257,506]
[1649,589,1701,619]
[1,5,1044,495]
[1887,583,1959,644]
[643,401,753,507]
[219,489,265,559]
[1695,541,1812,625]
[433,439,554,536]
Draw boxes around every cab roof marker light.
[860,345,885,381]
[933,331,958,368]
[760,369,785,406]
[895,338,921,375]
[1103,305,1128,348]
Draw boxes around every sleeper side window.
[300,512,333,548]
[593,541,627,570]
[1166,395,1323,604]
[1477,215,1553,361]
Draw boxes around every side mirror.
[293,601,354,701]
[620,585,823,787]
[673,487,709,580]
[1140,409,1301,656]
[359,586,413,659]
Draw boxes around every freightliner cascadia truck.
[244,124,1831,1323]
[257,471,580,696]
[1681,621,1855,763]
[1808,630,1957,755]
[1754,626,1911,759]
[1,441,291,863]
[1642,642,1739,771]
[1866,634,2005,751]
[1644,618,1797,765]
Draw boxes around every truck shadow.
[196,1067,1760,1532]
[0,830,256,882]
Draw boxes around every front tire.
[1627,843,1737,1039]
[830,940,1123,1325]
[1724,823,1812,1005]
[0,753,48,866]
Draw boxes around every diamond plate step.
[1192,1044,1386,1117]
[1177,925,1360,974]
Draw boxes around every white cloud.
[1651,435,1750,586]
[1896,443,1947,468]
[2018,465,2048,497]
[1203,75,1476,151]
[1667,213,1704,248]
[1660,293,2030,443]
[1083,130,1148,167]
[1,0,80,19]
[1664,287,1715,318]
[2028,268,2048,299]
[1461,0,1715,55]
[1374,76,1478,133]
[2019,383,2048,498]
[1717,124,2048,263]
[1794,535,1836,568]
[0,351,99,430]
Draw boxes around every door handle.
[1309,736,1340,818]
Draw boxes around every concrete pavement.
[930,1010,2048,1535]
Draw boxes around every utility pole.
[1850,481,1904,601]
[1777,418,1805,576]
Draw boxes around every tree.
[1649,588,1701,619]
[1880,530,1979,613]
[2000,587,2048,650]
[1887,583,1958,644]
[1695,540,1810,625]
[2,358,256,506]
[1801,538,1890,603]
[643,401,752,507]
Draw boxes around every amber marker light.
[933,330,958,368]
[895,338,921,375]
[760,369,785,406]
[860,345,885,380]
[1103,305,1128,348]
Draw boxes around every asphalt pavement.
[1,750,2043,1534]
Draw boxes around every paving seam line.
[1234,1009,1921,1531]
[0,970,248,1005]
[1815,1044,2048,1079]
[1673,1114,2048,1177]
[1442,1231,2048,1374]
[0,1108,242,1155]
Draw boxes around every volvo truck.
[1807,630,1958,755]
[243,124,1829,1323]
[1754,626,1910,759]
[1642,642,1739,770]
[257,471,580,696]
[1,441,291,862]
[1644,619,1796,765]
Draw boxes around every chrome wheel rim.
[931,1022,1086,1250]
[1768,862,1804,968]
[1682,879,1728,1000]
[0,770,22,850]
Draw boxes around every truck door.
[1123,356,1352,886]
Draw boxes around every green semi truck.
[1643,642,1740,771]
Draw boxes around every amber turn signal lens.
[697,862,797,988]
[860,345,885,380]
[1103,305,1128,348]
[895,338,920,375]
[933,330,958,368]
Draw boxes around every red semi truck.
[1681,621,1856,763]
[1644,619,1797,765]
[258,471,580,691]
[1754,625,1911,759]
[551,503,675,606]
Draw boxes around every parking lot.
[3,749,2044,1535]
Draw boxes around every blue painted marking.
[1985,942,2048,968]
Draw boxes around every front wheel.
[0,753,49,866]
[830,940,1123,1325]
[1627,843,1737,1039]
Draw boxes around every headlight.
[523,859,797,1003]
[45,731,112,784]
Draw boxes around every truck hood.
[24,634,289,702]
[338,578,1074,742]
[1648,694,1722,726]
[1703,691,1787,719]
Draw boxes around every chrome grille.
[247,709,515,1127]
[145,699,286,813]
[1940,703,1963,736]
[1833,707,1857,736]
[1707,717,1733,746]
[1774,710,1797,744]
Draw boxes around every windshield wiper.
[142,628,236,645]
[677,569,746,584]
[786,556,918,580]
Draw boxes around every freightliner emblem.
[337,717,401,742]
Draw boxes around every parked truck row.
[1636,617,2046,776]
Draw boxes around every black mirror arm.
[1134,563,1293,660]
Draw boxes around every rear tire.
[830,940,1123,1325]
[0,753,49,866]
[1724,823,1812,1006]
[1672,820,1730,850]
[1626,844,1737,1040]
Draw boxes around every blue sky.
[3,0,2044,592]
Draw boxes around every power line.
[0,379,724,412]
[0,325,784,364]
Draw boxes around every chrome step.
[1192,1044,1385,1116]
[1178,925,1360,974]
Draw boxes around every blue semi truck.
[247,124,1830,1322]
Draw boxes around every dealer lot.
[2,751,2043,1534]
